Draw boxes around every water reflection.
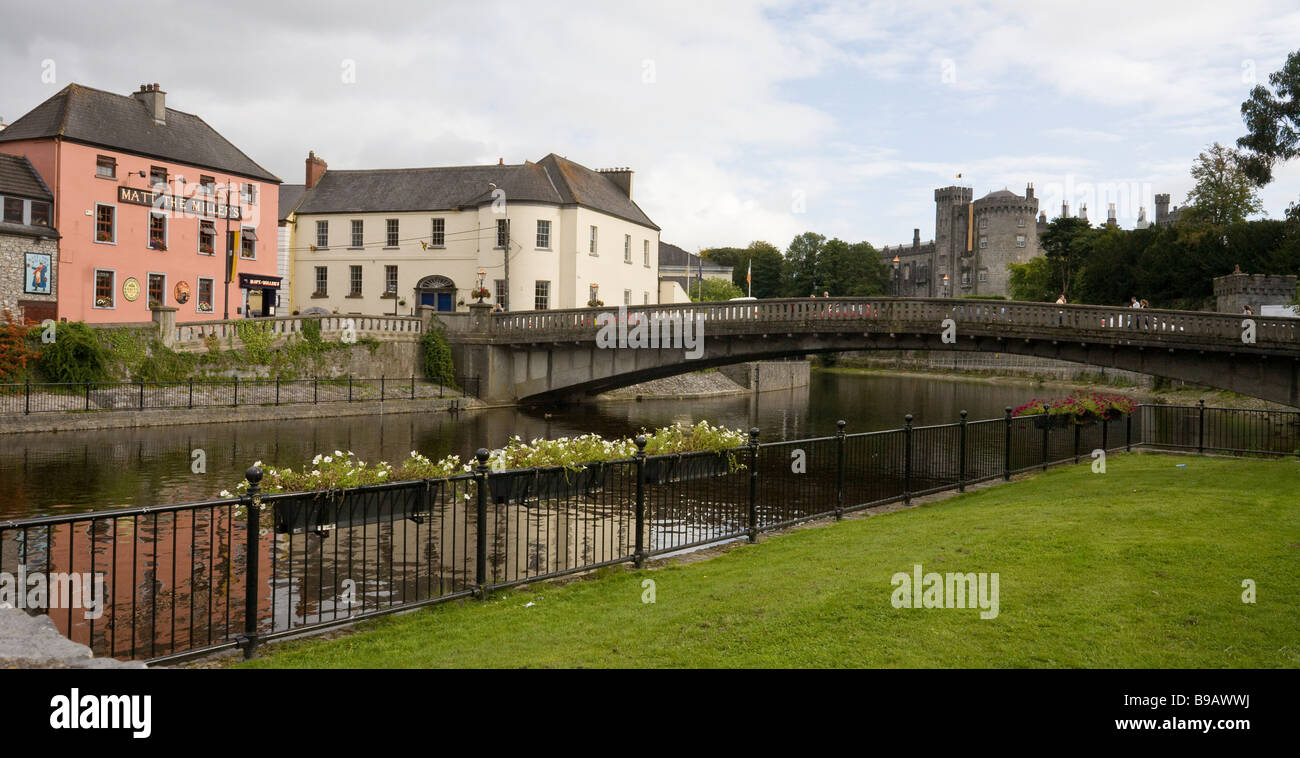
[0,373,1061,518]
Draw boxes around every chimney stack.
[306,151,328,189]
[132,82,167,124]
[596,167,634,198]
[913,228,920,248]
[1025,182,1034,199]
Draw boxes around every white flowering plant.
[219,421,751,497]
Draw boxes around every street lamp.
[942,273,950,298]
[892,255,900,297]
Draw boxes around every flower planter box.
[274,481,440,535]
[487,464,607,505]
[643,452,732,485]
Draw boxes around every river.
[0,372,1052,519]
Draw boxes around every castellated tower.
[965,184,1041,297]
[1155,194,1171,226]
[934,186,973,295]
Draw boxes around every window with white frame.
[1015,234,1026,248]
[316,220,329,249]
[624,234,631,263]
[197,277,214,312]
[643,240,650,267]
[978,271,988,282]
[430,218,444,247]
[242,183,257,205]
[386,219,399,247]
[979,236,987,249]
[351,219,364,248]
[623,288,631,305]
[496,219,509,248]
[536,219,551,249]
[240,226,257,258]
[349,265,363,296]
[589,225,598,255]
[147,273,166,306]
[94,269,115,308]
[589,284,599,303]
[385,265,398,295]
[535,280,550,310]
[314,266,328,296]
[95,204,115,243]
[96,155,117,179]
[148,212,167,250]
[494,279,507,309]
[199,220,216,254]
[643,291,649,305]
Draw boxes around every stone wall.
[0,232,57,322]
[1213,273,1297,314]
[718,360,811,392]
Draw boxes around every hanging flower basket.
[274,481,441,535]
[643,452,732,485]
[487,464,606,505]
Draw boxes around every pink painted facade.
[0,138,279,323]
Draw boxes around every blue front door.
[420,292,437,307]
[436,292,453,311]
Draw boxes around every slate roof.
[294,153,658,230]
[0,84,280,184]
[279,184,306,222]
[0,154,53,200]
[658,241,731,272]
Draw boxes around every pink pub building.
[0,83,281,323]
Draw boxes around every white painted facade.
[290,203,659,313]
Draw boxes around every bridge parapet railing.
[487,298,1299,350]
[172,314,423,349]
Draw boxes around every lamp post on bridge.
[892,255,900,297]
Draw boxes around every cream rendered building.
[287,153,660,314]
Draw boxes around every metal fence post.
[348,375,353,403]
[241,465,263,659]
[188,378,193,409]
[1041,421,1049,471]
[232,376,238,408]
[24,377,30,415]
[85,381,90,412]
[313,376,318,405]
[380,375,385,403]
[275,377,280,406]
[958,410,967,492]
[410,375,415,400]
[1003,407,1012,481]
[138,380,144,411]
[1073,421,1081,464]
[835,420,846,520]
[1125,412,1132,452]
[474,448,489,599]
[747,428,760,542]
[904,414,913,505]
[634,436,647,567]
[1197,398,1205,454]
[1102,416,1109,452]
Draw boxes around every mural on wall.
[174,281,191,304]
[24,252,51,295]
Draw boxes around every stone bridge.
[438,298,1300,406]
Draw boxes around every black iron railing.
[1,403,1295,663]
[0,376,469,415]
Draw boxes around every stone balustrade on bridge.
[168,314,423,351]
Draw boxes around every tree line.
[697,234,890,301]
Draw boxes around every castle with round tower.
[880,184,1044,298]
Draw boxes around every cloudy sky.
[3,0,1300,251]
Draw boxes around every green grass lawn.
[236,453,1300,668]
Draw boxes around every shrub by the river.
[0,311,38,383]
[420,327,456,386]
[36,321,110,383]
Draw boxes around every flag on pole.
[227,230,241,281]
[746,259,752,297]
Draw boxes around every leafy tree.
[1038,217,1095,299]
[782,232,825,296]
[1006,257,1054,302]
[744,241,785,298]
[1237,49,1300,186]
[689,278,745,301]
[1182,143,1263,228]
[816,239,890,295]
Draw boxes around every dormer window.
[2,198,21,224]
[30,201,51,227]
